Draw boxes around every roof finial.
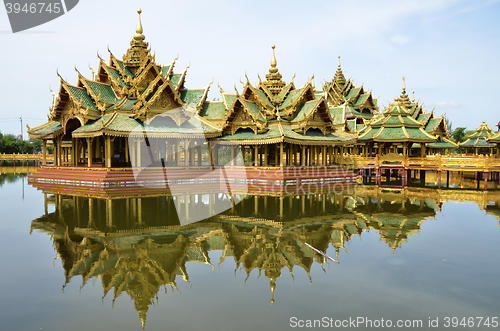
[270,45,278,73]
[338,55,341,67]
[412,90,415,103]
[402,76,406,91]
[134,8,145,41]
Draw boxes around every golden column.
[279,143,284,167]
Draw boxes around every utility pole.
[20,116,23,141]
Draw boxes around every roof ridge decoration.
[262,45,286,102]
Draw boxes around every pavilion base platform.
[28,165,357,198]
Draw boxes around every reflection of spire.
[139,311,146,331]
[270,278,276,305]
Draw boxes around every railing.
[0,153,54,162]
[345,154,500,171]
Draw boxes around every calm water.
[0,170,499,330]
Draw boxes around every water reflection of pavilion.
[31,188,442,329]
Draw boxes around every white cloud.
[435,101,463,109]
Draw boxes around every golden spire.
[123,8,150,70]
[134,8,145,41]
[263,45,286,98]
[412,90,415,103]
[402,76,406,91]
[270,45,278,74]
[334,55,346,86]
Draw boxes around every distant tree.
[30,139,42,153]
[451,127,467,143]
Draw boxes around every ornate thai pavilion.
[27,9,363,170]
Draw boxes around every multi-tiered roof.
[460,121,495,148]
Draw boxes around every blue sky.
[1,0,499,138]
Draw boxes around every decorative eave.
[133,77,183,122]
[292,98,333,135]
[130,61,160,92]
[279,84,316,119]
[221,97,267,135]
[242,84,274,117]
[98,62,128,96]
[50,79,91,123]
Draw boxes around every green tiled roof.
[358,127,375,141]
[277,84,290,101]
[217,124,354,143]
[199,102,226,120]
[468,122,493,139]
[278,88,304,110]
[222,94,237,109]
[73,113,221,136]
[428,137,457,148]
[460,137,495,147]
[218,126,280,141]
[425,118,442,132]
[345,87,361,101]
[66,85,98,111]
[243,100,266,122]
[106,66,129,88]
[139,115,220,135]
[292,99,321,122]
[283,126,354,142]
[180,89,206,106]
[347,119,356,132]
[86,80,116,104]
[115,60,134,77]
[417,112,432,125]
[329,107,344,125]
[354,93,369,106]
[72,114,114,133]
[314,91,323,99]
[29,121,62,135]
[487,131,500,143]
[373,127,436,142]
[117,98,137,111]
[169,74,182,89]
[255,89,273,108]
